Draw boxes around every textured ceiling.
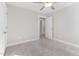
[7,2,76,17]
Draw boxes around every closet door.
[0,2,7,56]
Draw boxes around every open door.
[0,2,7,56]
[45,17,53,40]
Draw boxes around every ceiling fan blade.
[51,6,55,10]
[40,6,45,11]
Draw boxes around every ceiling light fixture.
[33,2,55,11]
[44,3,52,7]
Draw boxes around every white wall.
[0,2,7,55]
[7,5,40,46]
[54,3,79,46]
[45,17,53,40]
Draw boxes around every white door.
[0,2,7,56]
[45,17,53,40]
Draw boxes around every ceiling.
[7,2,76,17]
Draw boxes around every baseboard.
[55,38,79,48]
[7,38,39,47]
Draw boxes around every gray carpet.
[5,39,79,56]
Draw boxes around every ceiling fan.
[33,2,55,11]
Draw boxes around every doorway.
[40,17,46,39]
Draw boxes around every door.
[45,17,53,40]
[0,2,7,56]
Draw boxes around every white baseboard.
[7,38,39,47]
[55,38,79,48]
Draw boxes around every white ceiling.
[7,2,76,17]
